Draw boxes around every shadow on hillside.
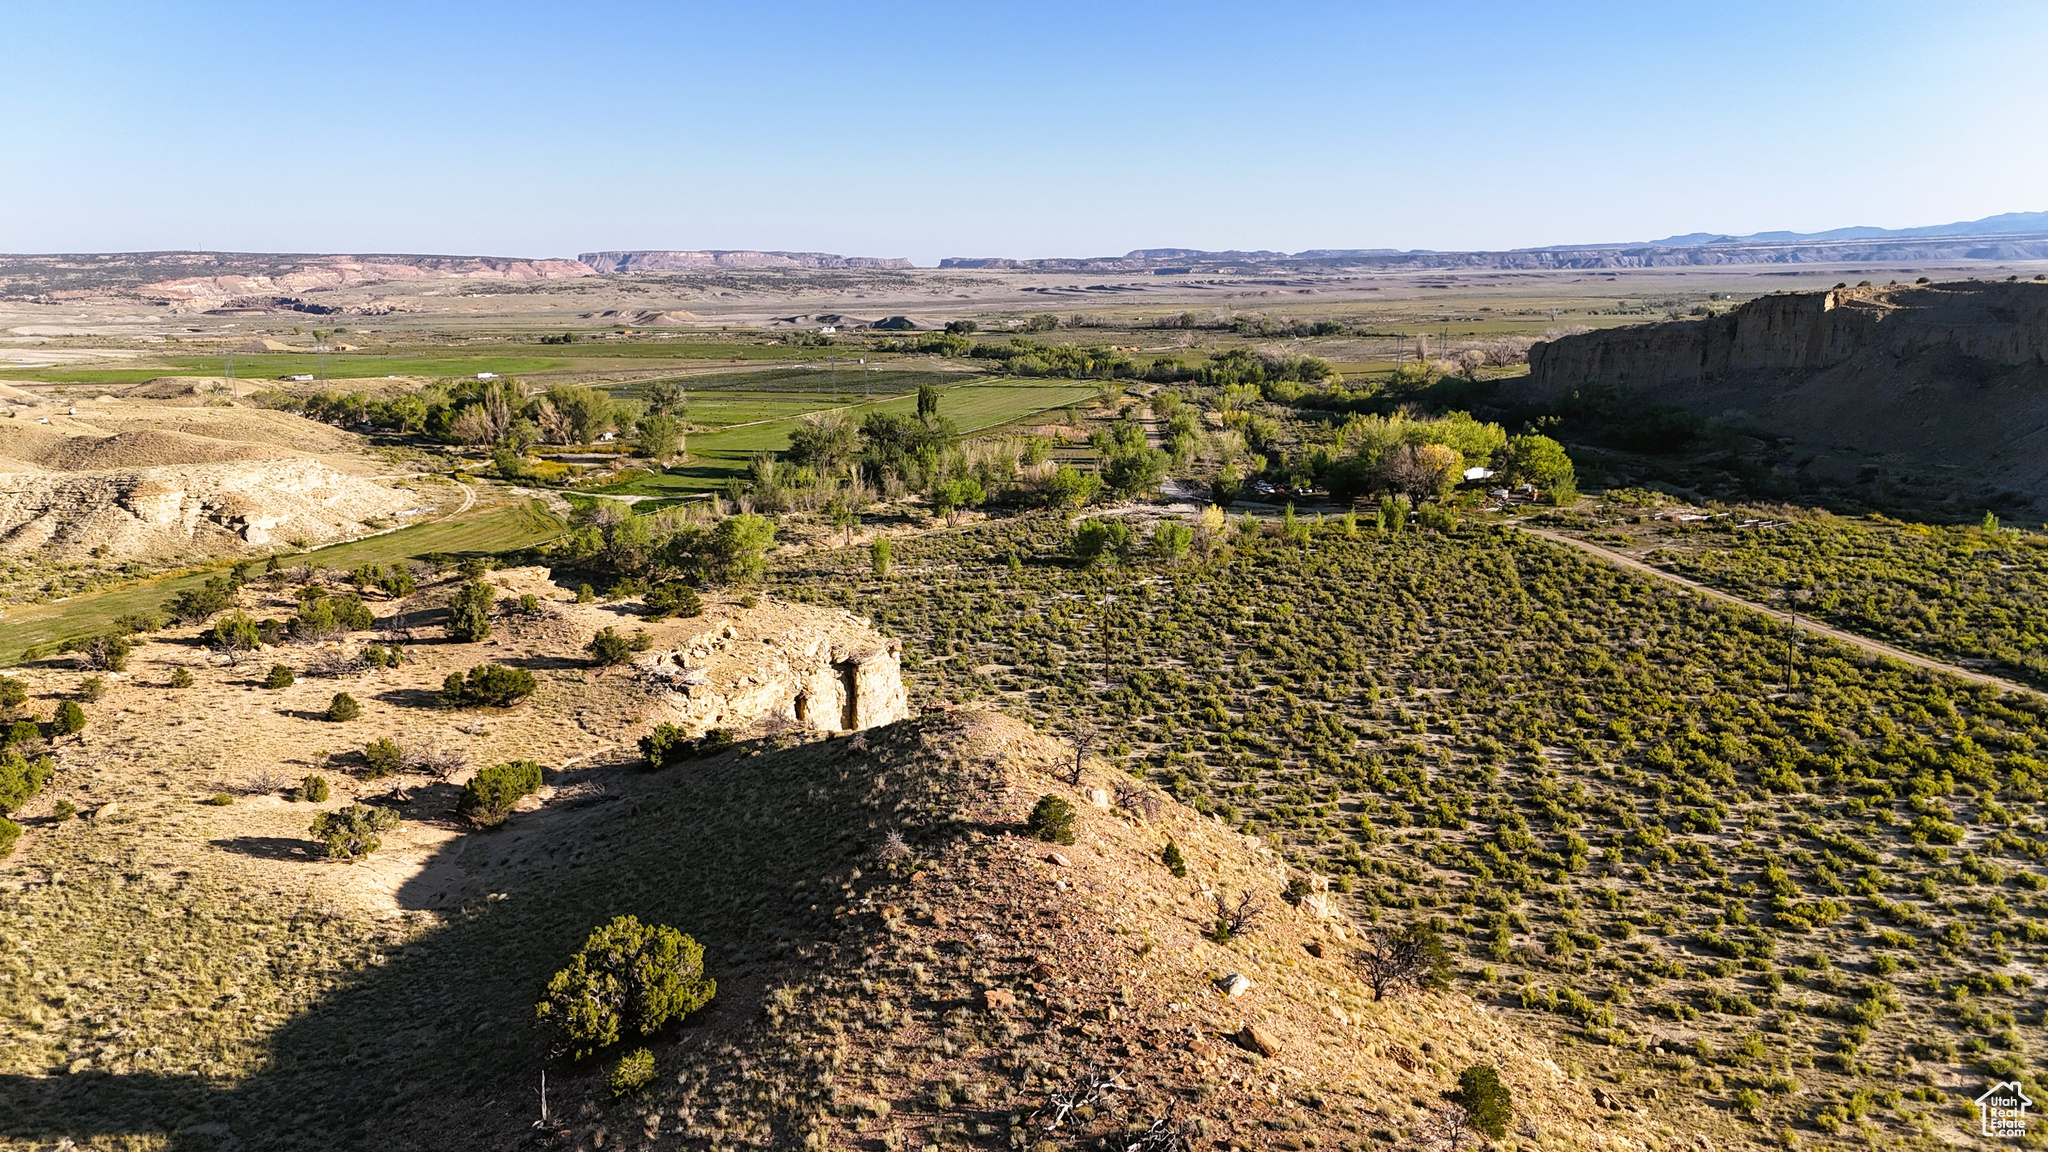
[498,653,585,672]
[209,835,315,861]
[0,723,930,1151]
[368,685,444,710]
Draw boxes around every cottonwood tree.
[1355,923,1453,1001]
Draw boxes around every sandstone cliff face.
[1529,280,2048,389]
[635,604,909,735]
[1525,280,2048,508]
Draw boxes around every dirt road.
[1513,522,2041,699]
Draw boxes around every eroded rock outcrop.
[1529,280,2048,387]
[0,457,416,558]
[635,603,908,735]
[1526,279,2048,506]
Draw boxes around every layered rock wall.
[1524,279,2048,510]
[636,606,909,735]
[1528,280,2048,391]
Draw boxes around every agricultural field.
[774,513,2048,1146]
[2,337,860,387]
[593,377,1099,499]
[1550,496,2048,690]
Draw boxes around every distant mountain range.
[1630,210,2048,248]
[939,211,2048,273]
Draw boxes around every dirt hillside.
[0,576,1673,1151]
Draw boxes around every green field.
[0,498,565,662]
[599,377,1098,497]
[5,340,874,385]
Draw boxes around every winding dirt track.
[1513,522,2042,699]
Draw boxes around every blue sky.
[2,1,2043,263]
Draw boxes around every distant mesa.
[0,251,597,308]
[578,250,914,273]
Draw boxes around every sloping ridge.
[1527,279,2048,505]
[42,708,1650,1150]
[0,404,411,558]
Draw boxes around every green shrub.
[166,575,235,624]
[458,760,543,828]
[871,537,891,578]
[0,748,54,815]
[209,610,263,652]
[56,634,133,672]
[308,803,399,860]
[0,817,18,859]
[299,774,330,803]
[1073,519,1133,566]
[1028,794,1077,845]
[363,643,406,668]
[51,800,75,821]
[1162,840,1188,877]
[640,722,695,769]
[610,1047,656,1097]
[445,579,495,642]
[204,792,234,806]
[699,727,735,754]
[0,677,25,712]
[585,627,634,666]
[289,596,374,641]
[2,720,35,749]
[324,693,361,722]
[439,664,537,708]
[78,676,106,702]
[576,583,595,603]
[1447,1064,1513,1138]
[51,701,86,737]
[1151,521,1194,561]
[168,668,194,689]
[363,738,403,778]
[264,663,296,689]
[536,915,716,1060]
[643,582,703,621]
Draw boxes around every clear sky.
[3,1,2044,264]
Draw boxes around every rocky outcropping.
[0,457,415,558]
[636,605,909,735]
[1529,281,2048,387]
[1526,280,2048,507]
